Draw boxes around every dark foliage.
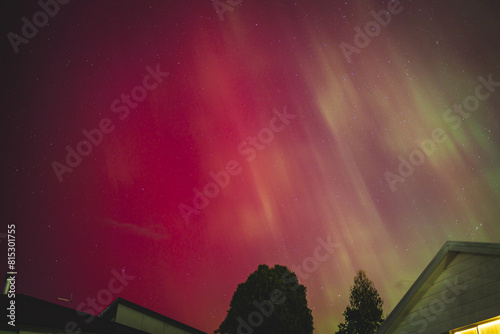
[215,264,313,334]
[335,270,384,334]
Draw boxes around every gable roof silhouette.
[99,297,207,334]
[0,293,148,333]
[376,240,500,334]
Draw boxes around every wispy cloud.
[106,219,169,240]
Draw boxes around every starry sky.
[1,1,500,333]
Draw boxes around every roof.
[376,241,500,334]
[99,297,207,334]
[0,294,148,334]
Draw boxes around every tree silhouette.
[335,270,384,334]
[215,264,313,334]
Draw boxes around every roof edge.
[99,297,207,334]
[376,240,500,334]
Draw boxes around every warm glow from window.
[451,317,500,334]
[478,319,500,334]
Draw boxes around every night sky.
[1,1,500,333]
